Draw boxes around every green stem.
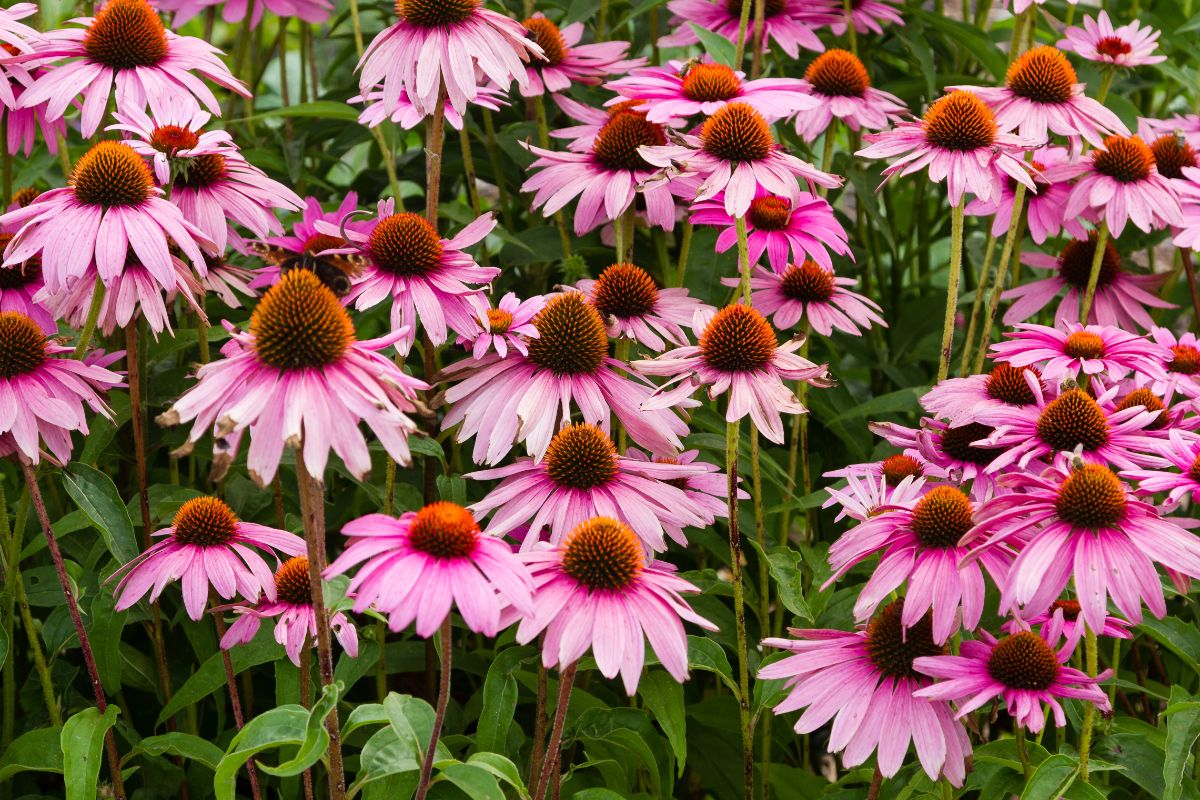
[675,222,693,288]
[937,202,966,382]
[957,235,995,375]
[73,276,106,358]
[750,0,765,77]
[1008,7,1032,65]
[1015,727,1033,780]
[5,490,55,729]
[482,110,516,230]
[971,180,1028,373]
[1078,222,1110,324]
[413,617,452,800]
[1095,67,1115,103]
[819,123,837,199]
[615,338,631,453]
[1079,628,1099,782]
[725,420,753,800]
[733,0,754,67]
[533,95,573,260]
[532,662,577,800]
[842,0,857,55]
[735,215,752,303]
[375,619,388,702]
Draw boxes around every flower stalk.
[414,617,453,800]
[725,419,753,800]
[1079,221,1110,324]
[971,181,1028,373]
[533,662,578,800]
[938,201,966,382]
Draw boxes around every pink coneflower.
[523,107,678,235]
[722,262,885,336]
[989,322,1170,384]
[1,74,67,158]
[156,0,333,28]
[965,146,1086,244]
[792,49,907,142]
[0,232,51,332]
[965,458,1200,630]
[108,97,234,184]
[250,192,369,289]
[467,422,711,551]
[1141,114,1200,149]
[1058,11,1166,68]
[975,381,1164,472]
[356,0,544,118]
[438,292,692,464]
[953,46,1128,151]
[1003,234,1173,329]
[0,311,124,464]
[921,363,1044,427]
[825,485,1012,644]
[1051,135,1182,236]
[315,200,498,355]
[576,263,708,352]
[35,251,204,338]
[760,601,970,785]
[869,418,1006,499]
[1134,327,1200,404]
[658,0,839,58]
[521,14,642,97]
[110,496,305,620]
[1096,382,1187,434]
[913,620,1110,734]
[640,103,841,217]
[157,270,427,485]
[324,501,533,637]
[1002,600,1133,649]
[689,189,851,272]
[857,91,1035,206]
[0,140,213,294]
[513,517,716,694]
[0,5,39,91]
[635,304,833,444]
[1146,134,1199,184]
[456,291,544,360]
[549,95,657,153]
[831,0,904,36]
[605,59,817,124]
[353,83,508,130]
[1173,171,1200,252]
[221,556,358,667]
[624,448,734,542]
[200,254,257,308]
[1122,429,1200,509]
[19,0,248,138]
[821,468,926,523]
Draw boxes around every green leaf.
[913,10,1007,80]
[436,761,504,800]
[639,671,687,776]
[344,703,391,737]
[477,645,531,754]
[157,630,283,724]
[465,752,526,792]
[1164,686,1200,800]
[62,463,137,565]
[257,682,341,777]
[688,24,736,67]
[0,623,8,671]
[240,101,362,122]
[0,726,64,782]
[1020,754,1078,800]
[409,436,447,464]
[127,732,224,772]
[1140,617,1200,677]
[825,387,925,425]
[764,546,812,622]
[214,707,309,800]
[61,705,120,800]
[90,590,126,692]
[687,636,738,694]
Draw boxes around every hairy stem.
[533,662,578,800]
[937,201,965,382]
[726,420,752,800]
[414,617,452,800]
[1078,222,1110,324]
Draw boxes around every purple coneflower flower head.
[221,556,358,667]
[990,322,1171,384]
[605,58,817,124]
[0,5,40,100]
[975,380,1164,472]
[520,14,644,97]
[821,466,926,522]
[1145,134,1198,185]
[353,83,509,130]
[457,291,544,360]
[356,0,544,119]
[825,484,1013,644]
[624,448,735,540]
[324,501,533,637]
[1097,382,1187,435]
[513,517,716,694]
[640,102,841,217]
[1051,135,1182,236]
[0,310,123,464]
[467,422,714,551]
[760,601,971,785]
[722,262,885,336]
[1141,114,1200,149]
[830,0,904,36]
[250,192,370,289]
[953,46,1128,152]
[690,189,851,272]
[1123,429,1200,509]
[0,228,51,333]
[111,496,305,620]
[636,303,833,444]
[200,253,257,309]
[0,140,214,293]
[921,363,1044,427]
[1002,600,1133,650]
[858,90,1035,206]
[658,0,839,58]
[1004,234,1173,329]
[965,458,1200,630]
[108,96,234,185]
[1133,326,1200,405]
[19,0,248,138]
[1058,10,1166,68]
[523,106,679,235]
[576,262,710,352]
[158,270,428,485]
[792,49,907,142]
[156,0,333,29]
[439,292,692,464]
[869,418,1007,499]
[315,200,498,355]
[1,72,67,159]
[965,145,1086,244]
[913,618,1110,734]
